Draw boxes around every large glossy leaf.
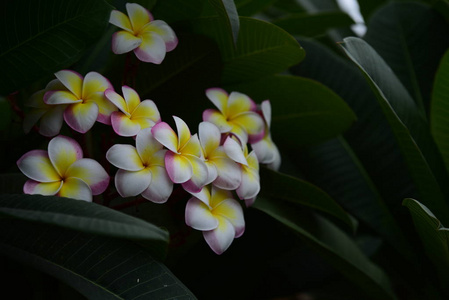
[431,50,449,176]
[341,37,449,224]
[234,0,277,16]
[364,2,449,113]
[0,219,196,300]
[273,11,354,37]
[357,0,387,21]
[186,17,305,84]
[260,167,355,230]
[226,74,356,146]
[0,194,168,260]
[208,0,240,45]
[253,197,397,300]
[403,198,449,296]
[0,0,113,95]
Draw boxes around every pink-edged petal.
[132,117,157,131]
[106,144,144,171]
[165,151,192,184]
[185,197,218,231]
[86,92,118,125]
[189,185,211,206]
[112,30,142,55]
[212,155,242,190]
[199,121,221,157]
[23,109,46,133]
[111,112,141,137]
[247,150,260,171]
[213,198,245,238]
[17,150,60,182]
[261,100,272,127]
[251,136,276,164]
[245,197,256,208]
[232,111,265,136]
[152,122,179,153]
[223,136,247,165]
[142,20,178,51]
[105,89,129,115]
[65,158,110,195]
[136,127,164,164]
[203,216,235,255]
[64,102,98,133]
[82,72,112,99]
[237,166,260,200]
[44,90,81,105]
[204,161,218,186]
[54,70,83,99]
[205,88,229,114]
[134,31,166,64]
[267,143,281,171]
[27,90,46,108]
[131,99,160,122]
[23,179,62,196]
[173,116,191,149]
[58,177,92,202]
[48,135,83,177]
[109,10,133,32]
[181,155,209,193]
[141,166,173,203]
[122,85,141,113]
[180,134,202,158]
[39,105,66,137]
[115,168,151,197]
[46,78,67,91]
[126,3,152,32]
[227,91,257,116]
[229,123,249,145]
[202,109,232,133]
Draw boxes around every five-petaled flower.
[106,127,173,203]
[105,85,161,137]
[109,2,178,64]
[203,88,265,145]
[44,70,118,133]
[17,135,110,201]
[185,185,245,255]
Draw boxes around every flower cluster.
[17,3,281,255]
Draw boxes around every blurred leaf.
[260,167,356,230]
[273,11,355,37]
[364,1,449,114]
[187,17,305,84]
[235,0,277,16]
[403,198,449,296]
[357,0,387,21]
[0,0,113,95]
[151,0,207,23]
[0,219,196,300]
[341,37,449,224]
[431,50,449,176]
[208,0,240,45]
[0,194,168,260]
[227,74,356,146]
[253,197,397,300]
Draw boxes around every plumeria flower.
[152,116,208,193]
[17,135,109,201]
[105,85,161,137]
[251,100,281,171]
[203,88,265,145]
[23,79,68,137]
[224,136,260,206]
[198,121,241,190]
[44,70,118,133]
[185,185,245,255]
[109,2,178,64]
[106,127,173,203]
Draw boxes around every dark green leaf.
[0,0,113,95]
[151,0,207,23]
[0,194,168,260]
[208,0,240,45]
[340,37,449,224]
[253,197,397,300]
[0,219,196,300]
[234,0,277,16]
[226,75,356,146]
[260,167,356,230]
[357,0,387,21]
[273,11,355,37]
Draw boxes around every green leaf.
[226,74,356,146]
[403,198,449,296]
[273,11,355,37]
[340,37,449,224]
[431,50,449,177]
[253,197,397,300]
[0,219,196,300]
[187,17,305,84]
[364,2,449,114]
[234,0,277,16]
[151,0,207,23]
[0,194,169,260]
[0,0,113,95]
[357,0,387,21]
[208,0,240,45]
[260,167,356,230]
